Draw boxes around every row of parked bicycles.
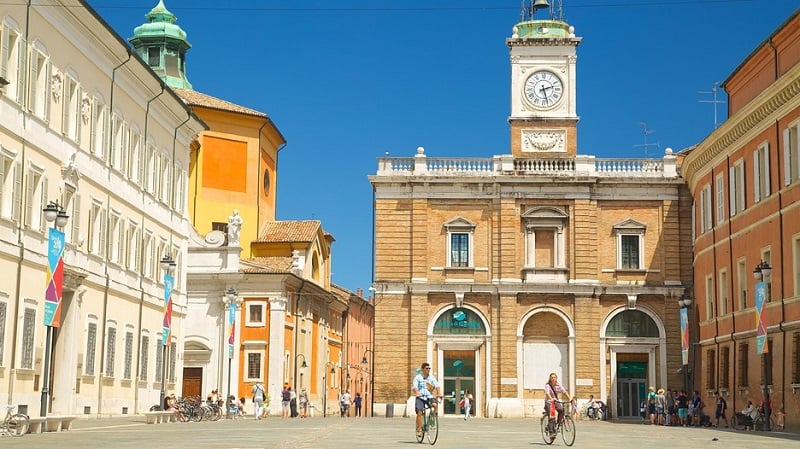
[731,406,777,431]
[153,396,227,422]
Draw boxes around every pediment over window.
[521,206,568,220]
[443,217,476,230]
[612,218,647,232]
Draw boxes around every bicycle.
[540,400,576,446]
[415,397,439,445]
[732,406,775,431]
[1,405,30,437]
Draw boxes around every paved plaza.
[13,415,800,449]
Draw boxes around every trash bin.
[386,403,394,418]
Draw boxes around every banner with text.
[755,280,768,355]
[228,303,235,359]
[162,273,174,346]
[680,307,688,365]
[43,228,65,327]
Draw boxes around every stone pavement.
[12,415,800,449]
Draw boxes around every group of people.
[638,388,734,428]
[337,390,364,417]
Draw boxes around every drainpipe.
[97,48,133,415]
[725,154,736,407]
[133,84,165,413]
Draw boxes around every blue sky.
[93,1,798,294]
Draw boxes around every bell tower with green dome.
[129,0,193,90]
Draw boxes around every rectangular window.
[720,346,730,389]
[62,186,80,245]
[705,349,716,390]
[730,160,745,215]
[794,236,800,298]
[792,332,800,384]
[246,351,262,380]
[705,275,714,320]
[715,173,725,223]
[23,165,46,232]
[28,48,50,119]
[719,269,728,315]
[21,308,35,369]
[139,335,149,381]
[0,301,5,365]
[109,212,121,264]
[110,114,126,172]
[620,235,640,269]
[737,258,747,310]
[737,342,749,387]
[0,24,23,103]
[129,132,142,184]
[450,233,469,267]
[700,183,713,232]
[91,99,107,159]
[89,201,106,257]
[753,143,770,203]
[0,151,23,222]
[123,330,133,380]
[85,321,97,375]
[785,122,800,185]
[155,340,164,383]
[246,302,265,327]
[127,221,141,272]
[104,326,116,377]
[147,47,160,67]
[62,75,80,141]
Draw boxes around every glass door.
[442,350,475,416]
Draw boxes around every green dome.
[131,0,189,47]
[128,1,192,90]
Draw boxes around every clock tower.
[507,1,581,157]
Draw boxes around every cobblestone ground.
[13,416,800,449]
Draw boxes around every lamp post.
[158,254,176,410]
[40,201,69,417]
[753,260,772,431]
[678,294,693,394]
[222,286,242,418]
[294,354,308,391]
[361,349,374,417]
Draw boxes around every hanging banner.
[43,228,65,327]
[680,307,688,365]
[228,303,236,359]
[755,280,768,355]
[162,273,174,346]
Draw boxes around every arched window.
[605,310,658,337]
[432,308,485,335]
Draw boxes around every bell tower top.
[507,0,581,158]
[129,0,193,90]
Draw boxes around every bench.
[28,415,77,433]
[143,411,179,424]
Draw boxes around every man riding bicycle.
[412,362,442,438]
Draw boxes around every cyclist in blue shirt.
[412,362,442,437]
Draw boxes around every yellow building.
[369,3,693,419]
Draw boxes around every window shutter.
[0,156,5,211]
[23,168,33,228]
[728,166,735,215]
[738,162,746,210]
[105,327,116,377]
[15,37,25,103]
[74,85,82,144]
[0,29,9,80]
[43,60,50,121]
[764,143,770,197]
[21,308,35,369]
[753,151,760,202]
[71,194,81,245]
[27,48,36,112]
[86,322,96,375]
[784,128,792,186]
[140,335,149,381]
[61,80,69,134]
[98,208,106,258]
[39,176,47,232]
[11,162,22,222]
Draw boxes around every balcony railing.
[376,147,678,179]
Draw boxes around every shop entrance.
[616,360,647,418]
[442,350,475,416]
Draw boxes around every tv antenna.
[698,82,726,129]
[633,122,659,159]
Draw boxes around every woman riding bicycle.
[545,373,574,442]
[412,362,442,438]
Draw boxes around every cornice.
[683,64,800,187]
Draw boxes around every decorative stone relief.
[51,69,62,103]
[204,230,226,247]
[521,130,566,152]
[81,94,91,124]
[291,249,304,276]
[61,151,81,186]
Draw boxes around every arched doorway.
[431,306,488,417]
[600,308,664,419]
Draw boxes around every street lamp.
[361,349,374,417]
[322,363,336,417]
[294,354,308,391]
[222,286,242,418]
[40,200,69,417]
[753,260,772,431]
[158,254,176,410]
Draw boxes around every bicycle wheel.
[426,410,438,445]
[210,406,222,421]
[8,413,30,436]
[730,413,746,431]
[541,416,554,445]
[561,415,576,446]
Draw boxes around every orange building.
[682,9,800,431]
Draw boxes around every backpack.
[648,393,656,405]
[282,389,291,402]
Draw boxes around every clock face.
[524,70,564,109]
